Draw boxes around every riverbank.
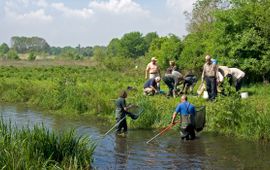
[0,61,269,141]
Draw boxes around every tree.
[181,0,270,82]
[107,38,123,57]
[148,34,183,69]
[185,0,223,33]
[7,49,19,60]
[11,36,50,53]
[120,32,147,58]
[93,46,106,61]
[0,43,9,56]
[144,32,159,51]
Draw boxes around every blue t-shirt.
[144,78,157,88]
[175,101,196,116]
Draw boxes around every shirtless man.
[145,57,160,80]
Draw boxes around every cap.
[151,57,157,61]
[205,55,211,60]
[155,76,161,82]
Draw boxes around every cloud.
[35,0,48,8]
[14,9,52,21]
[0,0,196,46]
[166,0,195,13]
[4,7,52,21]
[89,0,149,15]
[51,2,93,19]
[4,0,52,21]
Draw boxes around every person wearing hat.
[145,57,161,80]
[201,55,219,100]
[143,76,161,95]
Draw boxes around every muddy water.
[1,104,270,169]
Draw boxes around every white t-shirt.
[229,68,245,79]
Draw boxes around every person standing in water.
[171,95,196,140]
[115,90,133,134]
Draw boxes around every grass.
[0,118,96,169]
[0,58,270,141]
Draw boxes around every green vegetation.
[0,60,269,141]
[0,0,269,141]
[0,118,95,169]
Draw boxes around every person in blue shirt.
[171,95,196,140]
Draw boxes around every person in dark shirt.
[181,74,198,94]
[143,77,161,95]
[163,71,183,97]
[115,90,133,134]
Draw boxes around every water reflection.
[114,135,128,169]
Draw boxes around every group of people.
[144,57,197,97]
[201,55,245,100]
[115,89,196,140]
[115,55,245,140]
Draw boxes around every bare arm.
[171,112,177,124]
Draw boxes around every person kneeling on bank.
[171,95,196,140]
[143,76,161,95]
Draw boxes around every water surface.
[1,104,269,169]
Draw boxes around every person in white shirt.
[229,68,245,91]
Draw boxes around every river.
[1,104,269,169]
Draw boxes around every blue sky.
[0,0,196,47]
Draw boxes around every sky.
[0,0,197,47]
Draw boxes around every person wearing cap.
[201,55,219,100]
[145,57,161,80]
[171,95,196,140]
[143,76,161,95]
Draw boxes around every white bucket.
[240,92,248,99]
[203,91,209,99]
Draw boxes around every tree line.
[0,0,269,82]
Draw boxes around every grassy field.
[0,59,270,141]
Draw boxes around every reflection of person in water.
[169,135,207,169]
[114,136,128,169]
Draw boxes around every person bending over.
[143,77,161,95]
